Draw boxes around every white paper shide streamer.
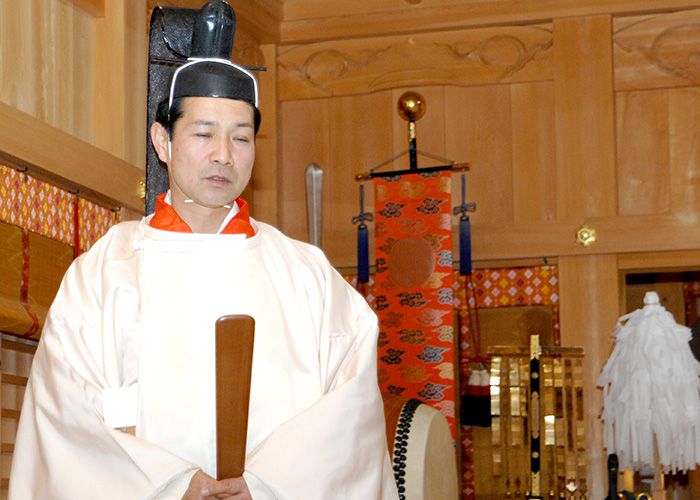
[597,291,700,473]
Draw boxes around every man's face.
[153,96,256,210]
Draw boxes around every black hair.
[155,97,261,138]
[155,98,184,138]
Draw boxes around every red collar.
[149,193,256,237]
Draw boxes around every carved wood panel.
[232,29,266,68]
[614,8,700,91]
[277,24,553,101]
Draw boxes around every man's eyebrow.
[189,120,252,128]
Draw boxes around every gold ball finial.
[397,91,426,122]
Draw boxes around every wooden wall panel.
[327,91,394,267]
[614,9,700,92]
[445,85,513,224]
[511,81,556,222]
[616,89,670,216]
[0,0,96,144]
[95,0,148,166]
[554,15,617,219]
[277,24,552,101]
[615,85,700,218]
[669,87,700,214]
[279,99,330,242]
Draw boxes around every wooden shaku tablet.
[215,314,255,480]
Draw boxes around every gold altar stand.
[487,336,586,498]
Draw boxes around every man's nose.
[211,136,233,165]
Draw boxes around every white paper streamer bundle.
[597,291,700,473]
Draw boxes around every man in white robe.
[9,54,398,499]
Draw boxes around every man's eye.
[234,137,250,143]
[195,133,211,138]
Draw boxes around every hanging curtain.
[0,165,120,339]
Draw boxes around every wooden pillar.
[554,15,616,219]
[554,15,619,497]
[558,255,620,498]
[95,0,147,167]
[253,43,279,226]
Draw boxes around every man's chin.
[174,190,238,209]
[201,199,236,209]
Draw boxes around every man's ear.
[150,122,170,164]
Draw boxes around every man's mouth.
[206,175,230,183]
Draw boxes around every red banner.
[374,170,456,435]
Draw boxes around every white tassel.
[597,291,700,473]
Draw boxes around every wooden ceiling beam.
[68,0,105,17]
[230,0,281,43]
[470,213,700,261]
[0,102,144,213]
[280,0,700,43]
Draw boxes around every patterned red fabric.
[0,164,120,251]
[374,170,457,436]
[466,266,560,344]
[150,193,255,237]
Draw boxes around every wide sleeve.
[9,235,198,500]
[243,261,399,500]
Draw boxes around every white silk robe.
[9,219,398,500]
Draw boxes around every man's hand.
[182,470,252,499]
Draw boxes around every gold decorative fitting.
[576,225,597,247]
[397,91,426,122]
[137,179,146,203]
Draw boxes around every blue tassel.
[358,223,369,283]
[459,215,472,275]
